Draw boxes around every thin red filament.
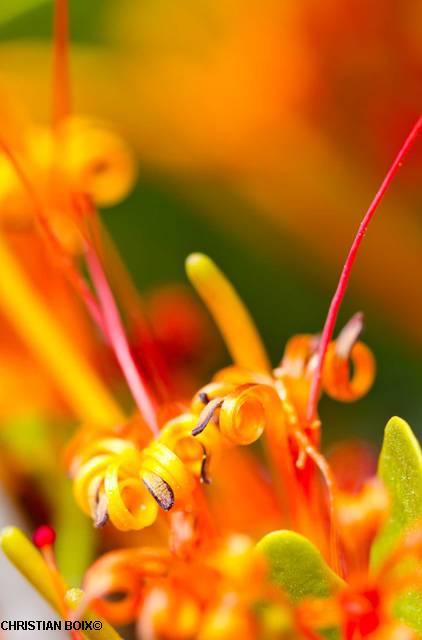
[307,116,422,422]
[86,246,159,435]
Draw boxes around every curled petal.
[190,381,235,414]
[86,569,141,625]
[141,441,195,505]
[214,365,271,386]
[281,334,319,378]
[73,454,113,515]
[104,461,159,531]
[58,116,137,206]
[219,384,279,445]
[160,415,219,480]
[83,548,170,625]
[323,341,375,402]
[69,437,138,476]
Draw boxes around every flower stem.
[307,116,422,422]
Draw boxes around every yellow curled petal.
[190,381,234,415]
[59,117,136,206]
[160,416,202,463]
[159,414,221,481]
[219,384,279,445]
[104,461,158,531]
[141,442,195,504]
[70,437,138,473]
[73,454,113,514]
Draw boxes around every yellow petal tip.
[0,526,20,550]
[185,253,213,278]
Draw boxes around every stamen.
[186,253,270,373]
[199,445,212,485]
[192,398,224,436]
[88,219,173,401]
[142,471,175,511]
[0,138,162,427]
[307,116,422,422]
[86,246,159,435]
[0,527,63,613]
[33,525,57,549]
[94,493,109,529]
[1,529,122,639]
[32,526,80,639]
[294,430,341,576]
[198,391,210,404]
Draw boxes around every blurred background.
[0,0,420,450]
[0,0,421,635]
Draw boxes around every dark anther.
[200,445,212,485]
[143,471,175,511]
[94,492,109,528]
[192,398,224,436]
[198,391,210,404]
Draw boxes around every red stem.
[307,116,422,422]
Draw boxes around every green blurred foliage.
[0,0,110,43]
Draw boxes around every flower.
[0,3,421,639]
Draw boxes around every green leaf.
[370,416,422,569]
[394,591,422,634]
[0,0,49,26]
[370,417,422,633]
[256,530,343,602]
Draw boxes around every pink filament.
[86,246,159,435]
[307,116,422,422]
